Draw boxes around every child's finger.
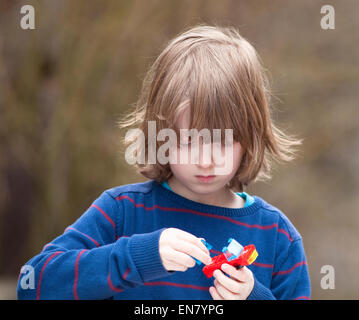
[166,248,196,268]
[209,286,224,300]
[198,237,212,254]
[213,269,241,293]
[213,279,237,300]
[172,239,211,265]
[221,264,252,282]
[165,263,188,272]
[176,230,211,255]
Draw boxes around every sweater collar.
[152,180,262,217]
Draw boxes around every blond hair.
[118,24,302,192]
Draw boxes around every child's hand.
[159,228,212,272]
[209,264,254,300]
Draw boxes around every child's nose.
[197,143,214,169]
[197,160,213,169]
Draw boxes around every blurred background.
[0,0,358,299]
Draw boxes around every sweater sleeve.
[247,276,276,300]
[248,238,310,300]
[270,238,311,300]
[17,191,171,300]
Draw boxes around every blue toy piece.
[194,239,213,265]
[222,238,244,261]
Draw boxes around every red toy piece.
[202,244,258,278]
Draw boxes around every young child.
[17,25,311,300]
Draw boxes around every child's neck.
[167,176,245,209]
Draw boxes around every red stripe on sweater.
[91,204,116,231]
[36,251,63,300]
[65,227,100,247]
[107,267,131,292]
[294,296,310,300]
[116,195,293,242]
[252,262,274,268]
[123,268,130,280]
[42,243,56,251]
[210,249,222,255]
[144,281,209,291]
[107,272,123,293]
[278,228,293,242]
[272,261,307,276]
[73,249,87,300]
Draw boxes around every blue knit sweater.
[17,180,311,300]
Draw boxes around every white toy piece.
[222,238,244,261]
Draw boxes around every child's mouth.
[195,175,216,183]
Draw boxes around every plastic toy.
[202,238,258,278]
[222,238,243,261]
[194,239,213,265]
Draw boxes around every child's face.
[168,109,242,195]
